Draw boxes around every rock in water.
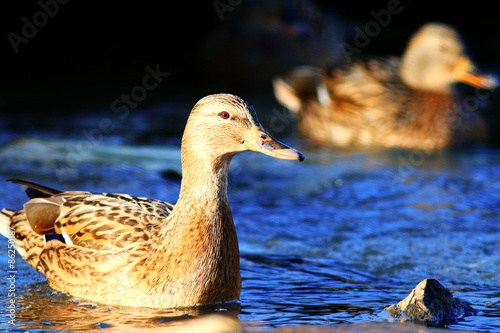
[386,279,476,324]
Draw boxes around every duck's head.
[399,22,497,92]
[181,94,304,169]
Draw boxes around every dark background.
[2,1,499,123]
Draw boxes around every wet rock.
[386,279,476,324]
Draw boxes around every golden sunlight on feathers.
[0,94,303,308]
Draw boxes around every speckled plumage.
[273,23,497,150]
[0,94,303,308]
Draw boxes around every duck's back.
[288,58,411,147]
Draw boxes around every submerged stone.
[386,279,476,324]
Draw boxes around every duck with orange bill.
[273,22,498,150]
[0,94,304,308]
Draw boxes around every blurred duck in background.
[273,22,498,150]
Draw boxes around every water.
[0,105,499,332]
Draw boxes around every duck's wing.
[2,180,176,296]
[10,180,173,252]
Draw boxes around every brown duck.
[273,22,497,150]
[0,94,304,308]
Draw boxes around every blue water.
[0,105,499,332]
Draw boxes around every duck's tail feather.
[273,66,326,114]
[2,180,53,270]
[0,208,29,260]
[1,208,45,270]
[7,179,63,199]
[0,208,14,240]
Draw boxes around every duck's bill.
[244,127,304,162]
[456,71,498,89]
[455,59,498,89]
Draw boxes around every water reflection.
[10,282,241,332]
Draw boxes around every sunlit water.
[0,106,499,332]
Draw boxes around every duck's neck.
[158,143,238,244]
[150,148,241,305]
[178,151,234,207]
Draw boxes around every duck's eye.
[219,111,231,119]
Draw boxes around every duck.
[273,22,498,150]
[0,93,304,308]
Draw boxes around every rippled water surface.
[0,105,499,332]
